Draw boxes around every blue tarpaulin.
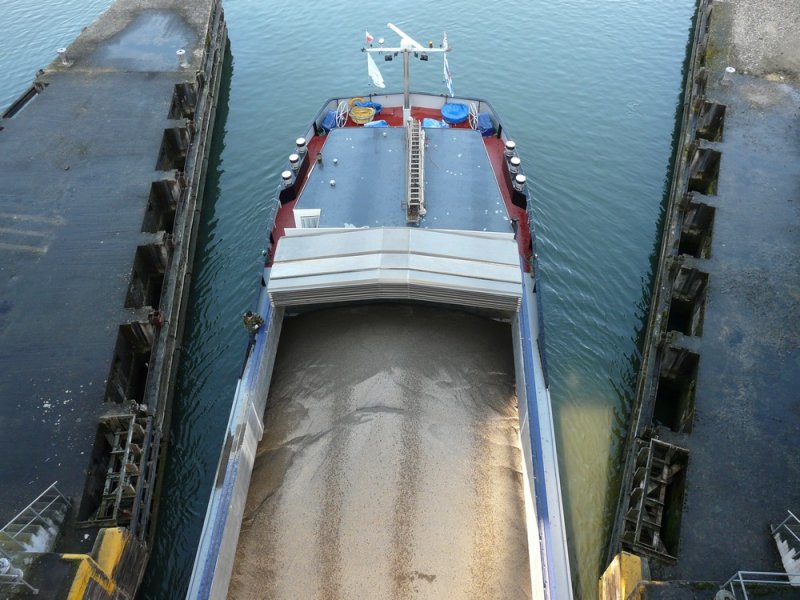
[477,112,495,136]
[354,101,382,115]
[441,103,469,125]
[321,109,337,133]
[422,118,449,129]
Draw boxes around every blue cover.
[354,101,382,115]
[422,118,449,129]
[363,119,388,128]
[477,112,495,136]
[441,103,469,124]
[321,109,337,133]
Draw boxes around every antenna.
[386,23,425,50]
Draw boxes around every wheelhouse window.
[293,208,321,228]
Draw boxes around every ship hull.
[187,92,572,599]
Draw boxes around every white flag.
[443,32,453,96]
[367,52,385,88]
[443,55,454,97]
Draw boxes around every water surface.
[1,1,697,598]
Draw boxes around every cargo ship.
[187,26,573,599]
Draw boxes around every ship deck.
[271,116,531,265]
[228,304,535,600]
[295,127,511,231]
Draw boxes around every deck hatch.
[268,228,522,312]
[292,127,511,232]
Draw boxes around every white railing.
[0,481,69,551]
[772,510,800,545]
[0,565,39,595]
[771,509,800,586]
[0,481,68,595]
[721,570,800,600]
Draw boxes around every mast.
[363,23,451,121]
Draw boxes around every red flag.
[365,31,374,45]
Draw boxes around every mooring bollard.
[57,47,70,66]
[295,137,307,158]
[721,66,736,86]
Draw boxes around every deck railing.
[0,480,69,595]
[720,570,800,600]
[0,481,69,551]
[772,510,800,546]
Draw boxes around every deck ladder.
[772,510,800,585]
[405,118,425,223]
[717,510,800,599]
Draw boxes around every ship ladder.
[405,118,426,223]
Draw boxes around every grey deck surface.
[0,3,207,523]
[652,0,800,582]
[297,127,512,232]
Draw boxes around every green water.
[2,1,697,597]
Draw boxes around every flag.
[365,31,374,45]
[443,33,454,97]
[443,54,454,96]
[444,54,453,96]
[367,52,385,88]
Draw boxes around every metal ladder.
[717,510,800,599]
[620,438,687,562]
[772,510,800,585]
[405,118,425,223]
[93,413,151,531]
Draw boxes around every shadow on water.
[591,0,702,585]
[138,40,234,600]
